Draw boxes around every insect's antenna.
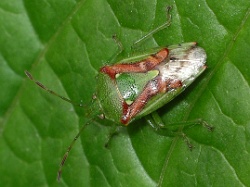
[57,121,91,181]
[25,71,83,107]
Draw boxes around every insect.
[98,42,207,126]
[25,6,213,180]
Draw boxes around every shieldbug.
[98,42,207,125]
[25,6,213,180]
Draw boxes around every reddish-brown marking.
[121,77,183,125]
[100,48,169,79]
[169,80,182,89]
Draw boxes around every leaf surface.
[0,0,250,186]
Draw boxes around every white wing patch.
[158,47,207,82]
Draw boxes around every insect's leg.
[147,112,214,150]
[145,112,165,130]
[149,112,214,132]
[25,71,83,107]
[57,123,89,180]
[146,112,194,149]
[106,34,125,64]
[100,48,168,79]
[104,125,120,148]
[132,6,172,49]
[146,111,177,136]
[162,119,214,132]
[112,34,124,56]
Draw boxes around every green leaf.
[1,0,250,186]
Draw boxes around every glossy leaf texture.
[0,0,250,186]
